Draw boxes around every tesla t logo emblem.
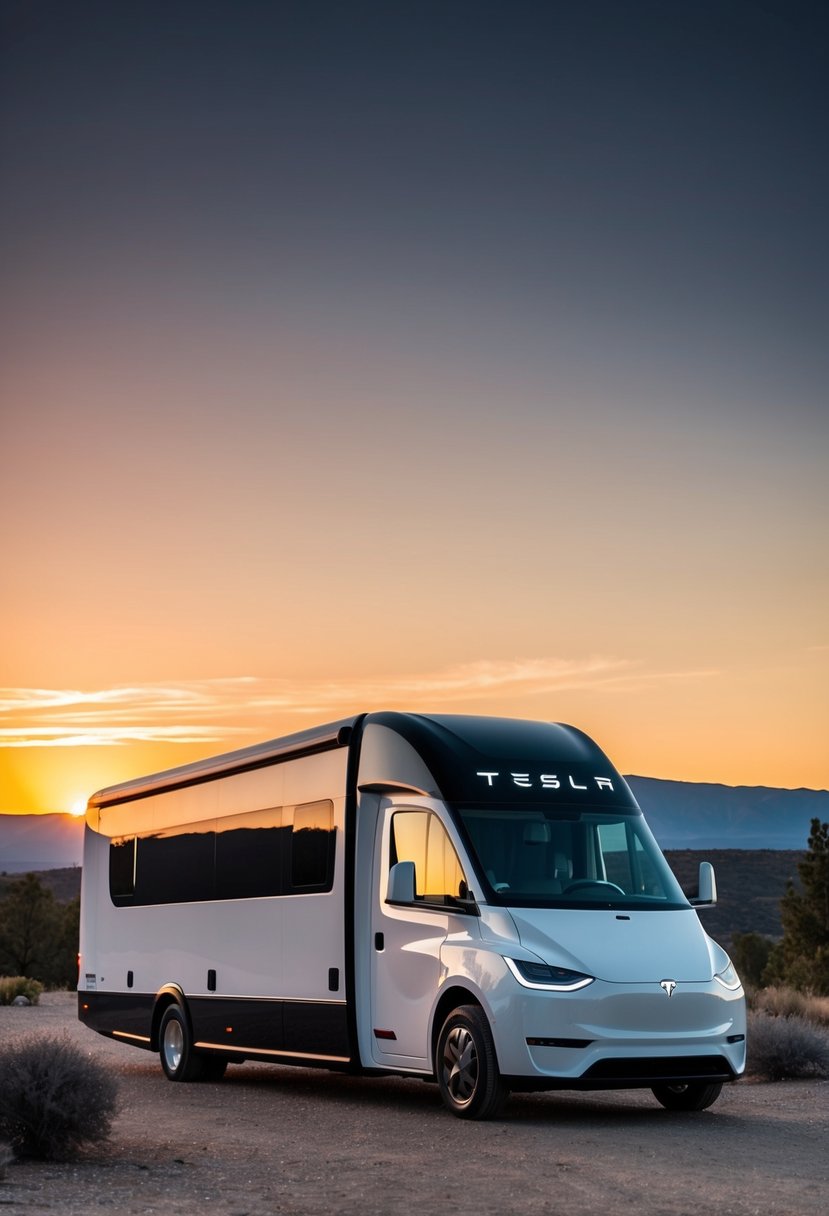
[660,979,677,998]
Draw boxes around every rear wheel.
[199,1055,228,1082]
[436,1005,508,1120]
[651,1081,723,1111]
[159,1004,211,1082]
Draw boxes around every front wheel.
[651,1081,723,1111]
[436,1005,508,1120]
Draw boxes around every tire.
[651,1081,723,1111]
[159,1004,207,1082]
[199,1055,228,1082]
[436,1005,508,1120]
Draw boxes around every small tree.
[53,896,81,988]
[0,875,78,987]
[766,819,829,995]
[730,931,774,989]
[0,875,62,979]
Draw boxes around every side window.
[110,836,136,903]
[108,801,336,905]
[136,822,216,904]
[391,811,466,903]
[216,807,285,899]
[290,800,335,890]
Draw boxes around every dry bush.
[752,985,829,1025]
[746,1011,829,1081]
[0,977,43,1005]
[0,1034,118,1159]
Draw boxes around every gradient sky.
[1,0,827,816]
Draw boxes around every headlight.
[713,959,742,991]
[505,957,594,991]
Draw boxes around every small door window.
[391,811,466,903]
[290,800,335,890]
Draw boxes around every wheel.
[159,1004,207,1082]
[436,1005,508,1120]
[651,1081,723,1111]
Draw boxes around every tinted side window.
[110,836,136,903]
[216,807,285,899]
[108,802,334,904]
[136,823,216,905]
[290,800,335,890]
[391,811,465,902]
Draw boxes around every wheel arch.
[430,984,483,1072]
[151,984,188,1052]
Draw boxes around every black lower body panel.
[77,991,351,1064]
[78,991,155,1045]
[505,1054,737,1093]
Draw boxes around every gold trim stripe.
[195,1040,350,1063]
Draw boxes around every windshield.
[456,805,689,910]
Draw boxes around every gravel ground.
[1,992,827,1215]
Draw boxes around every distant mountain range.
[626,777,828,849]
[0,813,84,874]
[0,777,827,873]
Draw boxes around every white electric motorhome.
[78,712,745,1118]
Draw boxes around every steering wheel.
[564,879,625,896]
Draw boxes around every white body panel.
[80,748,348,1004]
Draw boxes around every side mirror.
[387,860,415,904]
[690,861,717,907]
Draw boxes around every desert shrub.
[746,1011,829,1081]
[0,976,44,1006]
[752,985,829,1026]
[0,1034,118,1159]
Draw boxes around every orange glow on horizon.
[2,649,827,818]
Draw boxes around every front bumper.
[492,976,746,1087]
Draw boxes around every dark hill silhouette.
[626,776,827,848]
[665,849,803,943]
[0,812,83,873]
[0,865,81,904]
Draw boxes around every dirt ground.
[1,993,827,1216]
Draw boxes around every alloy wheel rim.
[164,1018,184,1071]
[442,1026,479,1106]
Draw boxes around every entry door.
[370,803,466,1066]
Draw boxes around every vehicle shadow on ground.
[158,1058,748,1128]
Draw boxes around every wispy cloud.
[0,679,257,747]
[0,657,718,748]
